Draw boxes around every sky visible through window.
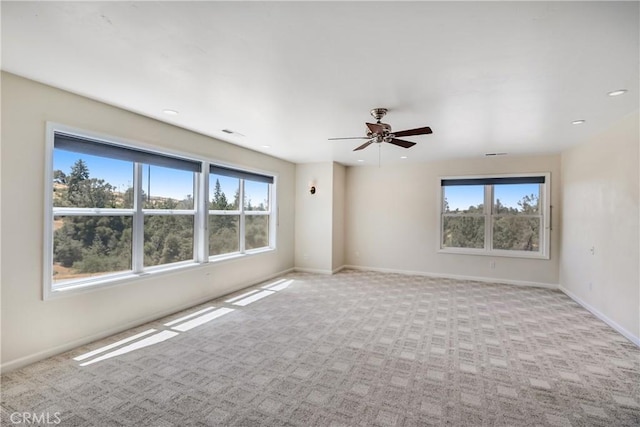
[56,149,532,210]
[445,183,539,211]
[54,150,267,205]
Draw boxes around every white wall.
[345,154,561,286]
[0,72,296,370]
[560,111,639,343]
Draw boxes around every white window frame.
[44,123,277,299]
[437,173,551,259]
[207,166,276,260]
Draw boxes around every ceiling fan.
[329,108,433,151]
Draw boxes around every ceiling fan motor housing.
[370,108,388,122]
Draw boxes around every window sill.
[46,247,276,300]
[208,246,274,263]
[438,247,549,260]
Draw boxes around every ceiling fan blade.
[328,136,371,140]
[366,122,384,134]
[387,138,416,149]
[393,126,433,138]
[353,140,374,151]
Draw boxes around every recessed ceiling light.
[261,145,271,148]
[607,89,627,97]
[357,159,364,162]
[400,156,408,159]
[571,120,586,125]
[163,109,178,116]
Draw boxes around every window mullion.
[485,185,493,251]
[269,182,275,248]
[132,162,144,273]
[196,164,208,262]
[540,182,546,255]
[239,179,246,253]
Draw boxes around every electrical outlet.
[589,282,593,291]
[489,260,496,269]
[355,251,360,258]
[590,246,595,255]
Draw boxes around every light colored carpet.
[2,269,639,426]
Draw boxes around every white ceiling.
[2,1,638,166]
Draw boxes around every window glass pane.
[493,184,540,214]
[493,217,540,251]
[244,181,269,211]
[142,164,194,209]
[53,149,134,208]
[144,215,194,266]
[442,216,485,249]
[209,174,239,210]
[443,185,484,214]
[53,216,132,283]
[245,215,269,250]
[209,215,240,256]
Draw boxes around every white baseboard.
[293,267,334,275]
[559,285,640,347]
[342,264,558,289]
[332,265,346,274]
[293,265,345,275]
[1,267,295,373]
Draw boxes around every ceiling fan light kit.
[329,108,433,152]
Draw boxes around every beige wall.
[344,154,562,286]
[2,70,637,371]
[0,72,296,370]
[560,111,639,343]
[294,161,345,273]
[294,162,333,272]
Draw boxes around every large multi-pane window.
[46,126,275,295]
[440,175,549,258]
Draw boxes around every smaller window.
[208,165,274,257]
[440,174,550,258]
